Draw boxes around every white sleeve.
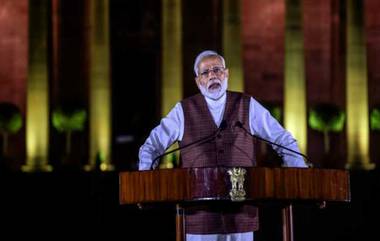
[249,98,307,168]
[138,102,184,170]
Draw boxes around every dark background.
[1,169,379,241]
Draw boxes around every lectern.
[119,167,350,241]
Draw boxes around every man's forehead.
[199,56,223,68]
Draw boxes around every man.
[139,50,307,241]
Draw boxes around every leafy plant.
[262,102,282,123]
[309,103,345,153]
[0,102,23,156]
[52,106,87,156]
[370,107,380,130]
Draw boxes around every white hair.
[193,50,226,76]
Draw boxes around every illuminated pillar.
[223,0,243,92]
[23,0,52,172]
[346,0,374,169]
[86,0,113,171]
[162,0,183,115]
[160,0,183,168]
[284,0,307,153]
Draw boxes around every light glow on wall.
[346,0,374,169]
[223,0,244,92]
[87,0,113,171]
[284,0,307,153]
[23,0,52,172]
[162,0,183,116]
[24,87,51,172]
[159,0,183,168]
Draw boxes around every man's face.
[195,56,229,94]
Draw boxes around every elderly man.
[139,50,307,241]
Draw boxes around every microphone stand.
[234,121,310,164]
[150,120,227,170]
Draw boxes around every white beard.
[198,77,228,100]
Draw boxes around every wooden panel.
[242,0,285,102]
[0,0,28,108]
[364,0,380,107]
[182,0,222,98]
[304,0,347,169]
[0,0,28,169]
[49,0,89,168]
[119,167,350,204]
[109,0,162,169]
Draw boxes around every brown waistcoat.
[179,91,259,234]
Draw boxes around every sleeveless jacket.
[179,91,259,234]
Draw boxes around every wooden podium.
[119,167,350,241]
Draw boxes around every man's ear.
[225,68,229,78]
[195,76,200,86]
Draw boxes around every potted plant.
[370,106,380,131]
[308,103,345,154]
[0,102,23,157]
[52,106,87,159]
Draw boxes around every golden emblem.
[227,167,246,201]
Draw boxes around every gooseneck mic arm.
[234,121,309,161]
[150,120,228,170]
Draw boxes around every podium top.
[119,167,350,205]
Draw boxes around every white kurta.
[138,92,307,241]
[186,232,254,241]
[139,92,307,170]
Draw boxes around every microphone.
[234,121,310,163]
[150,120,228,170]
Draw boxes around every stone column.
[346,0,374,169]
[223,0,243,92]
[284,0,307,153]
[24,0,52,172]
[86,0,113,171]
[160,0,183,168]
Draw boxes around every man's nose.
[207,69,217,78]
